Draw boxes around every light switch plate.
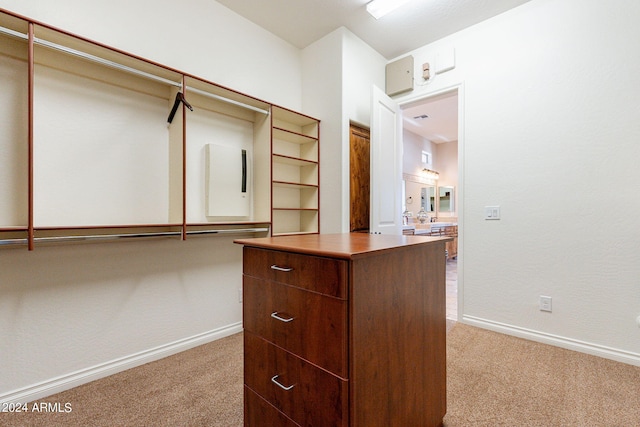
[484,206,500,220]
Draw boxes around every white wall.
[302,28,345,234]
[1,237,244,397]
[341,29,386,232]
[0,0,302,110]
[0,0,303,401]
[342,31,386,127]
[394,0,640,363]
[302,27,385,233]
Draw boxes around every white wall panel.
[395,0,640,361]
[33,65,170,226]
[185,109,253,223]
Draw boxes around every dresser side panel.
[349,242,447,427]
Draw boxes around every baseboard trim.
[1,322,243,404]
[462,315,640,366]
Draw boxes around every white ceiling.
[403,91,458,143]
[215,0,531,143]
[215,0,531,60]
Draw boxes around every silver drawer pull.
[271,375,295,391]
[271,312,295,323]
[270,265,293,272]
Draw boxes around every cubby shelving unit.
[0,8,319,250]
[0,12,30,248]
[271,106,320,236]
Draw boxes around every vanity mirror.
[403,177,435,213]
[438,186,455,213]
[421,186,436,212]
[403,173,437,221]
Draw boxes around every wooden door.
[350,125,370,232]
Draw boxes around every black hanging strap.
[167,92,193,124]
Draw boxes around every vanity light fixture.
[366,0,414,19]
[423,168,439,180]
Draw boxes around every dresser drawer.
[242,247,347,298]
[243,276,347,377]
[244,387,299,427]
[244,331,348,427]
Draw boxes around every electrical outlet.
[539,296,552,312]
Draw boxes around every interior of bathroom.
[349,90,458,319]
[401,143,457,229]
[401,91,458,320]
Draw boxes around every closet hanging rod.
[0,25,27,40]
[34,37,183,88]
[33,231,182,244]
[1,25,269,115]
[0,228,267,247]
[186,86,270,115]
[0,238,29,246]
[186,227,269,235]
[0,25,182,88]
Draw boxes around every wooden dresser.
[234,233,449,427]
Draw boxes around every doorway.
[349,124,370,233]
[347,88,462,321]
[400,87,461,322]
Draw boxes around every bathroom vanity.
[235,233,449,426]
[403,222,458,259]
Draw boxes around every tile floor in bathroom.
[446,258,458,321]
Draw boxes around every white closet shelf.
[272,154,318,167]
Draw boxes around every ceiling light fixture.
[366,0,414,19]
[423,168,439,180]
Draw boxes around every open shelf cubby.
[271,106,320,236]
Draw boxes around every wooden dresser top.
[234,232,450,260]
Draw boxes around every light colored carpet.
[443,325,640,426]
[2,323,639,426]
[0,333,244,427]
